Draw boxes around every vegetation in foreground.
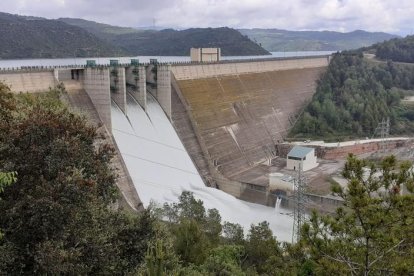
[0,84,155,274]
[1,83,414,274]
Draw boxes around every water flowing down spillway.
[111,93,293,242]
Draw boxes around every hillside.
[113,28,271,56]
[375,35,414,63]
[59,18,271,56]
[239,29,398,52]
[290,51,414,139]
[58,17,141,41]
[0,13,122,59]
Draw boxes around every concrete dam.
[0,55,330,241]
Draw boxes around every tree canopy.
[376,35,414,63]
[0,84,156,274]
[2,82,414,274]
[290,52,414,139]
[302,155,414,275]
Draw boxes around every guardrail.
[0,55,332,72]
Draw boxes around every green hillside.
[58,17,141,40]
[0,13,122,59]
[375,35,414,63]
[59,18,270,56]
[113,27,271,56]
[290,39,414,139]
[239,29,398,52]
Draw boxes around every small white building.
[190,48,221,62]
[286,146,318,171]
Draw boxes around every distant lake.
[0,51,334,69]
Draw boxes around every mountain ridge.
[238,28,399,52]
[58,18,271,56]
[0,12,123,59]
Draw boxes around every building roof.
[287,146,314,159]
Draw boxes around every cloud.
[0,0,412,35]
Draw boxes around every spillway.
[111,93,293,242]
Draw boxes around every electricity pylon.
[292,161,307,243]
[373,117,390,153]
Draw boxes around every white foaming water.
[111,93,293,242]
[275,197,282,210]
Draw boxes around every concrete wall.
[191,48,221,62]
[157,64,172,119]
[172,56,329,80]
[83,68,111,130]
[278,139,411,160]
[55,69,84,82]
[174,67,325,185]
[125,65,147,110]
[0,70,56,93]
[56,69,72,81]
[319,140,409,160]
[110,67,127,115]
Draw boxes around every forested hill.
[0,12,122,59]
[112,28,271,56]
[0,12,269,59]
[239,29,398,52]
[59,18,271,56]
[290,52,414,139]
[375,35,414,63]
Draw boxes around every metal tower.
[292,161,307,243]
[373,117,390,153]
[379,117,390,152]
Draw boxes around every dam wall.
[0,70,56,93]
[172,56,329,80]
[172,57,328,202]
[0,55,330,207]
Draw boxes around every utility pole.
[292,161,307,243]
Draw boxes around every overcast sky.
[0,0,412,35]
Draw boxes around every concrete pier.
[84,68,111,130]
[126,65,147,110]
[110,66,127,115]
[157,64,172,119]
